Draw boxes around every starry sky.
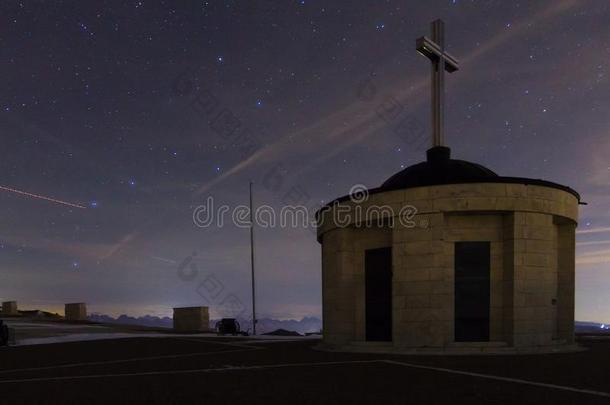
[1,0,609,322]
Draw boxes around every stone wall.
[393,211,449,347]
[556,218,576,343]
[504,212,557,346]
[321,226,392,345]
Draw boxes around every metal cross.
[416,19,459,147]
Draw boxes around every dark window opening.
[454,242,491,342]
[365,247,392,342]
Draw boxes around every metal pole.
[249,181,257,335]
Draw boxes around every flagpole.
[249,181,257,335]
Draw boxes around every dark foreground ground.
[1,336,610,404]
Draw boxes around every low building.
[2,301,18,316]
[65,303,87,321]
[173,306,210,332]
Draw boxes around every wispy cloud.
[577,227,610,235]
[577,252,610,265]
[577,240,610,247]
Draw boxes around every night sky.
[1,1,609,322]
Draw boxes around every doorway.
[365,247,392,342]
[454,242,490,342]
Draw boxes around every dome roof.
[381,146,498,191]
[316,146,581,242]
[317,146,580,215]
[377,146,578,200]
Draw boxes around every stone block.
[434,197,498,212]
[173,306,210,332]
[431,281,453,295]
[407,199,434,213]
[505,184,528,197]
[401,268,430,281]
[524,293,551,307]
[527,186,558,200]
[428,267,446,281]
[430,294,451,309]
[525,240,553,253]
[430,183,507,198]
[513,333,548,347]
[407,254,444,269]
[397,281,432,295]
[1,301,17,316]
[515,226,554,241]
[444,227,502,242]
[405,294,431,309]
[394,227,436,242]
[377,190,405,203]
[490,282,504,306]
[392,295,406,310]
[404,187,430,200]
[403,240,443,255]
[65,303,87,321]
[494,197,520,211]
[525,213,552,227]
[522,253,550,267]
[514,319,543,334]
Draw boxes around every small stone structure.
[65,303,87,321]
[173,306,210,332]
[1,301,18,316]
[317,146,579,354]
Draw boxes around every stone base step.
[448,341,508,348]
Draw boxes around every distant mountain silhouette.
[88,313,322,334]
[88,315,610,335]
[89,313,173,328]
[575,321,610,333]
[263,329,303,336]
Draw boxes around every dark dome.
[316,145,580,242]
[381,146,498,191]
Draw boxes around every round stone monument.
[316,146,580,354]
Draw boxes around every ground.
[1,326,610,404]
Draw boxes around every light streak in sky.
[577,227,610,235]
[151,256,178,264]
[0,185,86,209]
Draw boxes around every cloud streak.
[577,227,610,235]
